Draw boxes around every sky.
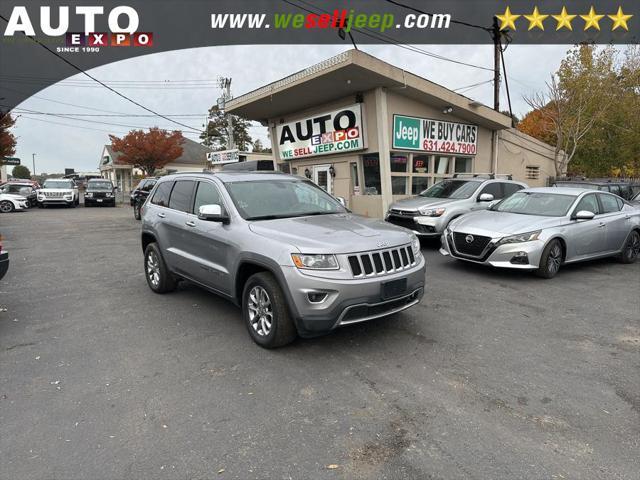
[8,43,573,175]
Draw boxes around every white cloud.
[12,44,570,173]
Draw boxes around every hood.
[389,196,465,211]
[450,210,566,236]
[249,213,413,254]
[0,193,26,200]
[39,188,73,193]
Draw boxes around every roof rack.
[453,173,513,180]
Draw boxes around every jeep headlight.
[497,230,541,245]
[105,192,113,197]
[291,253,338,270]
[411,235,421,256]
[418,206,446,217]
[85,192,93,198]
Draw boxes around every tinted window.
[418,180,480,199]
[599,193,621,213]
[150,181,173,207]
[193,181,222,214]
[480,182,503,199]
[616,197,624,210]
[496,192,576,216]
[142,180,156,192]
[574,194,600,215]
[608,185,621,196]
[502,183,524,198]
[168,181,195,213]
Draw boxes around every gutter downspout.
[492,130,500,174]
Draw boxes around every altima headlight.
[291,253,339,270]
[418,206,446,217]
[498,230,541,245]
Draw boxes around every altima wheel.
[143,243,176,293]
[0,201,14,213]
[619,231,640,264]
[535,239,563,279]
[242,272,296,348]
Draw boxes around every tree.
[12,165,31,179]
[0,111,17,160]
[252,139,272,153]
[109,128,185,176]
[200,107,253,151]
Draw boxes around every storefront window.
[362,154,381,195]
[454,157,472,173]
[390,152,408,173]
[391,176,407,195]
[411,176,430,194]
[435,156,451,174]
[412,155,430,173]
[279,163,291,174]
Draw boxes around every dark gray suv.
[141,172,426,348]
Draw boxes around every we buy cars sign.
[277,104,364,160]
[393,114,478,155]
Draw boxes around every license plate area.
[381,278,407,300]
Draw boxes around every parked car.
[552,179,636,200]
[631,190,640,205]
[0,234,8,281]
[0,182,37,207]
[386,175,527,237]
[84,179,116,207]
[37,178,80,207]
[141,172,425,348]
[440,187,640,278]
[131,178,158,220]
[0,192,29,213]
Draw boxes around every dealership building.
[227,49,557,218]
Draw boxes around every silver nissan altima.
[440,187,640,278]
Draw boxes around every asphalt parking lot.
[1,205,638,480]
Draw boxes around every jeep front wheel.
[242,272,296,348]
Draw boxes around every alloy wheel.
[0,201,13,213]
[627,233,640,260]
[248,286,273,337]
[547,243,562,275]
[146,251,161,287]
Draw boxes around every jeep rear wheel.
[242,272,296,348]
[144,243,176,293]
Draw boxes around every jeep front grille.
[44,191,64,197]
[347,245,415,277]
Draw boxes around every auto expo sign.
[277,105,364,160]
[393,114,478,155]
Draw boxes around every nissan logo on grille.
[465,235,475,244]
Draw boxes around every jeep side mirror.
[478,193,494,202]
[198,204,229,223]
[574,210,595,221]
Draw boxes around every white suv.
[37,178,80,208]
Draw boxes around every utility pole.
[32,153,36,177]
[218,77,234,149]
[492,16,501,112]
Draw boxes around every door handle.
[185,221,196,227]
[157,212,166,218]
[598,223,606,228]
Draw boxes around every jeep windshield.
[43,180,74,189]
[88,181,113,190]
[225,179,346,221]
[494,192,576,217]
[418,180,480,199]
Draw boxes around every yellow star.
[496,6,520,31]
[608,6,633,31]
[581,6,605,31]
[524,6,549,30]
[552,7,577,31]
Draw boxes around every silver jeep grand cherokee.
[141,172,425,348]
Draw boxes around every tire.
[0,200,14,213]
[143,243,176,293]
[619,230,640,264]
[535,239,563,279]
[134,202,142,220]
[242,272,296,348]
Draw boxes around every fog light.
[510,252,529,265]
[307,292,328,303]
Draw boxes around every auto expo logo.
[3,5,153,51]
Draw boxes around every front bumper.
[38,196,75,205]
[440,232,545,270]
[0,251,8,281]
[281,257,426,336]
[386,214,446,237]
[85,196,115,206]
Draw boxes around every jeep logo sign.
[277,104,364,160]
[393,114,478,155]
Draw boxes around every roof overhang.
[227,50,511,130]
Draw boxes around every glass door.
[312,164,332,194]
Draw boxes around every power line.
[284,0,494,72]
[10,110,208,118]
[454,78,494,92]
[0,13,202,133]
